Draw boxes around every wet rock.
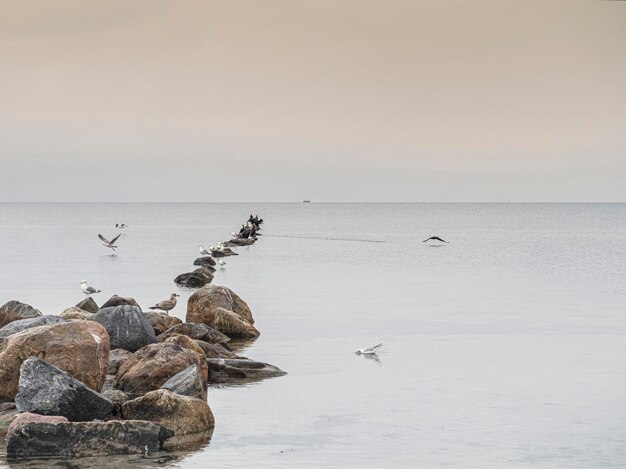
[160,365,207,400]
[0,321,109,402]
[115,343,208,397]
[75,297,99,314]
[90,305,156,352]
[193,256,216,267]
[210,248,238,257]
[122,389,214,435]
[194,266,216,277]
[6,419,173,458]
[15,357,114,421]
[206,358,286,384]
[60,307,94,320]
[160,322,230,345]
[194,339,244,359]
[108,348,134,375]
[144,311,182,336]
[174,271,212,288]
[8,412,68,430]
[100,294,141,310]
[226,237,255,246]
[162,334,206,357]
[0,301,42,328]
[0,315,66,341]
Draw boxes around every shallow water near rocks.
[1,202,625,468]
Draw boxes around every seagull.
[149,293,180,314]
[98,233,122,251]
[80,280,101,296]
[218,260,226,268]
[422,234,448,243]
[198,245,212,256]
[115,224,128,228]
[356,343,383,355]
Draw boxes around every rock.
[115,343,208,397]
[75,297,99,314]
[186,286,258,338]
[144,311,182,336]
[122,389,214,435]
[226,237,255,246]
[60,307,94,320]
[194,266,216,277]
[6,419,173,458]
[100,294,141,310]
[0,315,66,341]
[0,402,19,428]
[160,365,207,400]
[0,301,42,328]
[90,305,156,352]
[162,334,206,357]
[193,256,216,267]
[210,248,238,257]
[206,358,286,384]
[8,412,68,430]
[160,322,230,345]
[174,271,212,288]
[194,339,244,359]
[15,357,114,421]
[0,321,109,402]
[108,348,134,375]
[101,389,130,417]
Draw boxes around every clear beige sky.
[1,0,624,201]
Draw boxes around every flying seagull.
[198,245,212,256]
[115,224,128,228]
[80,280,101,296]
[422,235,448,243]
[218,260,226,268]
[356,343,384,355]
[149,293,180,314]
[98,233,122,251]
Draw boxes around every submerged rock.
[122,389,214,436]
[115,343,208,397]
[108,348,134,375]
[6,419,173,458]
[174,271,213,288]
[0,301,42,328]
[0,320,109,402]
[160,322,230,345]
[15,357,114,421]
[75,297,99,314]
[100,295,141,310]
[206,358,286,384]
[160,365,207,400]
[90,305,156,352]
[0,315,66,341]
[144,311,182,336]
[193,256,217,267]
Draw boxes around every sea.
[0,203,625,468]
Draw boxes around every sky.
[0,0,624,202]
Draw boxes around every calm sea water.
[0,203,625,468]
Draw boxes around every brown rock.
[115,343,207,397]
[187,285,254,325]
[194,339,244,359]
[160,322,229,345]
[60,307,94,320]
[122,389,214,435]
[108,349,134,375]
[162,335,205,357]
[0,321,109,402]
[75,297,99,314]
[0,301,42,329]
[144,311,182,336]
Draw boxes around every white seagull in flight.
[98,233,122,251]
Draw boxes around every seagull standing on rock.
[356,343,384,355]
[80,280,101,297]
[198,245,212,256]
[149,293,180,315]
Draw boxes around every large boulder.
[174,271,212,288]
[115,343,207,397]
[75,297,99,314]
[100,295,141,310]
[160,365,207,400]
[193,256,216,267]
[0,301,42,328]
[60,307,94,320]
[15,357,114,421]
[187,285,254,325]
[108,348,134,375]
[122,389,214,435]
[144,311,182,336]
[206,358,286,384]
[160,322,229,345]
[162,334,206,357]
[90,305,156,352]
[0,315,66,341]
[0,321,109,402]
[6,419,173,458]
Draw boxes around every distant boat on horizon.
[302,200,311,203]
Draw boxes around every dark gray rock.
[101,389,130,417]
[15,357,114,421]
[100,295,141,310]
[90,305,156,352]
[161,322,229,345]
[75,297,99,314]
[6,419,173,458]
[160,365,206,400]
[108,348,134,375]
[0,315,66,341]
[194,267,216,277]
[210,249,239,258]
[193,256,216,267]
[0,301,42,328]
[206,358,287,384]
[174,271,213,288]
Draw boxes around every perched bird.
[115,224,128,228]
[356,343,384,355]
[198,245,212,256]
[80,280,101,296]
[149,293,180,314]
[98,233,122,251]
[422,234,448,243]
